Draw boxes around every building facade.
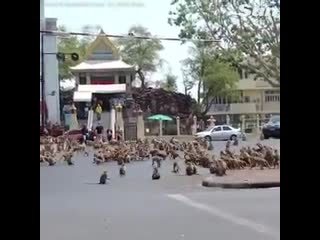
[40,0,60,125]
[70,31,136,134]
[207,70,280,127]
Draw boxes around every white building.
[40,0,60,124]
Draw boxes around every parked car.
[262,115,280,139]
[195,125,244,141]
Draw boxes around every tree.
[57,25,100,79]
[181,67,194,95]
[182,43,240,115]
[169,0,280,87]
[116,25,164,88]
[160,73,178,92]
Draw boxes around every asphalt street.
[40,139,280,240]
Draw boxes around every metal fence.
[179,117,193,135]
[144,118,178,136]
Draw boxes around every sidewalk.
[202,169,280,189]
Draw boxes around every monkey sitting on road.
[62,150,74,166]
[208,141,214,151]
[152,167,160,180]
[209,162,217,174]
[99,171,109,184]
[226,140,231,151]
[233,137,239,146]
[273,149,280,169]
[173,162,180,173]
[186,163,194,176]
[119,163,126,176]
[250,156,271,170]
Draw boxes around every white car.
[195,125,244,141]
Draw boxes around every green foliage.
[169,0,280,86]
[57,25,100,79]
[160,73,178,92]
[181,66,194,95]
[182,44,240,115]
[116,25,164,87]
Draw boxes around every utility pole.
[41,33,45,128]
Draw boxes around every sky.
[45,0,197,97]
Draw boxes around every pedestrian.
[95,122,104,142]
[81,124,89,143]
[116,129,123,142]
[106,129,113,142]
[95,102,102,121]
[84,104,89,119]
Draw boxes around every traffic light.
[71,53,79,61]
[56,53,65,62]
[56,52,79,62]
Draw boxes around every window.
[213,126,222,132]
[244,96,250,103]
[91,75,114,84]
[265,90,280,94]
[223,126,232,131]
[265,95,280,102]
[119,76,126,84]
[79,76,86,84]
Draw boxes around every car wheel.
[205,136,212,141]
[230,135,237,141]
[264,134,270,139]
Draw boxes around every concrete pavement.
[41,139,280,240]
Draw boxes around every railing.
[208,102,278,114]
[144,119,178,136]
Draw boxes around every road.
[40,139,280,240]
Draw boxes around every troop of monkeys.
[40,136,87,166]
[40,136,280,180]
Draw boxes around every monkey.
[186,163,194,176]
[250,156,271,170]
[99,171,109,184]
[226,140,231,151]
[209,161,217,174]
[233,137,239,146]
[119,163,126,176]
[152,167,160,180]
[152,156,162,168]
[208,141,214,151]
[273,149,280,168]
[173,162,180,173]
[215,160,227,176]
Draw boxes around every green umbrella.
[147,114,173,121]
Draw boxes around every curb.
[202,180,280,189]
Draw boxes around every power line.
[40,30,220,43]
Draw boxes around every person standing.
[81,124,89,143]
[95,102,102,121]
[106,129,113,142]
[95,122,104,142]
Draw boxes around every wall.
[262,102,280,113]
[242,89,262,102]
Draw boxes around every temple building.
[70,30,136,135]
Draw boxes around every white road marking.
[167,194,279,239]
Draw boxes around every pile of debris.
[132,88,196,118]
